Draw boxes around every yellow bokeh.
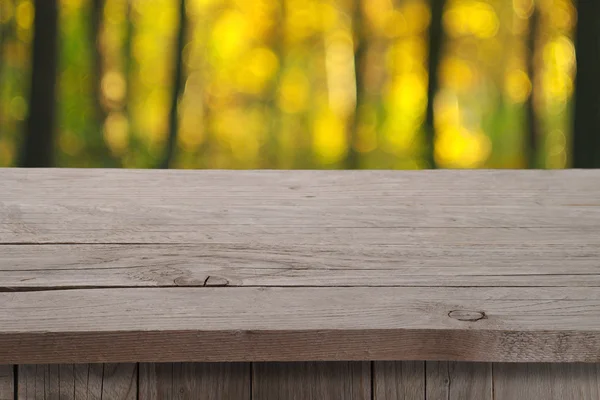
[285,0,320,42]
[385,71,428,114]
[440,57,475,91]
[101,71,127,104]
[386,37,427,73]
[547,0,576,31]
[382,115,420,154]
[313,110,347,164]
[504,69,531,103]
[541,70,573,103]
[403,1,431,35]
[435,126,491,168]
[543,36,575,71]
[236,47,279,94]
[103,112,129,156]
[61,0,84,11]
[513,0,534,19]
[444,1,499,39]
[278,68,310,114]
[212,10,248,60]
[213,107,264,162]
[15,1,33,30]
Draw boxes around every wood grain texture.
[426,362,492,400]
[2,169,600,244]
[3,242,600,289]
[139,363,250,400]
[493,363,600,400]
[252,362,370,400]
[373,361,424,400]
[17,363,136,399]
[2,287,600,363]
[2,169,600,364]
[0,366,12,400]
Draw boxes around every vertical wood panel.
[0,366,13,400]
[252,362,370,400]
[17,364,136,400]
[373,361,424,400]
[426,362,492,400]
[494,363,600,400]
[139,363,250,400]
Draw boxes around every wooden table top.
[1,169,599,363]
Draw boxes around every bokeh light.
[0,0,578,169]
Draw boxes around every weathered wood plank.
[252,362,370,400]
[493,363,600,400]
[373,361,424,400]
[2,169,600,244]
[425,362,492,400]
[3,242,600,289]
[17,363,136,399]
[139,363,250,400]
[2,287,600,363]
[0,365,12,400]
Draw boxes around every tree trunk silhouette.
[21,0,58,167]
[160,0,187,169]
[347,0,366,170]
[525,5,539,169]
[424,0,445,169]
[573,0,600,168]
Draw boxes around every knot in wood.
[448,310,486,322]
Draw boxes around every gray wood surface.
[2,169,600,244]
[0,366,12,400]
[493,363,600,399]
[2,169,600,364]
[2,287,600,363]
[17,363,136,399]
[3,241,600,289]
[139,363,250,400]
[426,362,492,400]
[252,362,370,400]
[373,361,424,400]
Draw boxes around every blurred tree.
[21,0,58,167]
[91,0,107,124]
[425,0,445,169]
[525,3,539,169]
[573,0,600,168]
[90,0,119,166]
[347,0,365,170]
[263,0,285,168]
[161,0,187,168]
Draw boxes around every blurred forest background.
[0,0,598,169]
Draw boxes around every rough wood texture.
[426,362,492,400]
[2,169,600,243]
[17,363,136,399]
[493,363,600,399]
[139,363,250,400]
[373,361,424,400]
[3,241,600,289]
[1,169,600,364]
[252,362,370,400]
[0,366,12,400]
[2,287,600,363]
